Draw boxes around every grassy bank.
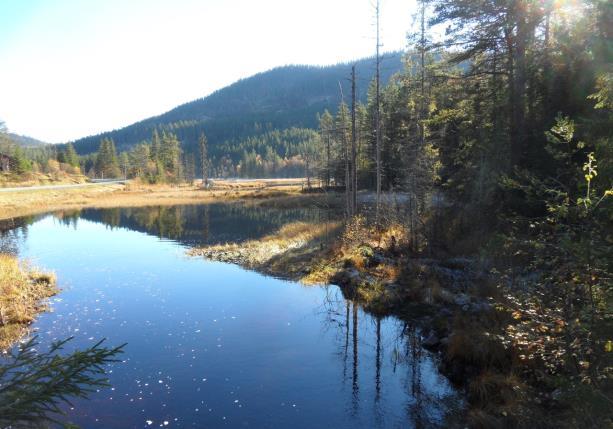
[189,216,418,312]
[0,179,308,221]
[0,254,57,350]
[188,221,343,278]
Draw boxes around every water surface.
[2,204,461,428]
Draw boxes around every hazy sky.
[0,0,418,143]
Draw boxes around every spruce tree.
[63,143,79,168]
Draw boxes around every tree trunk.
[351,65,358,216]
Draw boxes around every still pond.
[1,204,461,428]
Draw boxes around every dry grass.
[295,217,409,293]
[301,263,339,284]
[0,254,58,350]
[465,371,528,429]
[375,262,402,279]
[340,215,408,254]
[0,171,87,188]
[0,180,311,221]
[468,371,523,407]
[446,327,512,370]
[207,178,306,191]
[188,221,342,279]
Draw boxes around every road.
[0,179,127,193]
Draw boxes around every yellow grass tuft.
[0,254,57,350]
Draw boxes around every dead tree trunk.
[350,65,358,216]
[375,0,382,225]
[199,132,208,188]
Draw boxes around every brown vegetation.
[0,254,57,350]
[0,170,86,188]
[0,179,308,221]
[188,221,343,279]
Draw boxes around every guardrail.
[89,178,128,183]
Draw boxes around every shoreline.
[187,216,597,427]
[0,179,310,221]
[2,186,608,427]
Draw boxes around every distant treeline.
[70,126,318,182]
[0,122,80,177]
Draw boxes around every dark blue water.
[4,206,461,428]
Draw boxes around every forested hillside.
[70,54,403,166]
[7,134,48,148]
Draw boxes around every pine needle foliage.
[0,336,125,427]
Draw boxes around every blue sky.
[0,0,418,142]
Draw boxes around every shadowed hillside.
[70,53,403,157]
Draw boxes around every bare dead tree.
[375,0,382,226]
[199,132,209,188]
[320,127,332,188]
[350,65,358,216]
[419,0,426,149]
[339,81,351,218]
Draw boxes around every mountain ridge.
[8,133,49,148]
[71,52,404,157]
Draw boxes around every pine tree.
[317,111,334,187]
[335,102,350,188]
[429,0,549,167]
[63,143,79,168]
[151,129,161,162]
[128,143,151,178]
[119,152,130,178]
[159,131,182,182]
[95,138,120,178]
[12,146,32,175]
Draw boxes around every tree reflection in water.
[2,204,461,428]
[317,286,459,428]
[74,203,332,246]
[0,216,37,255]
[2,202,341,255]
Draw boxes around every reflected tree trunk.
[343,300,349,383]
[352,301,359,414]
[375,317,381,402]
